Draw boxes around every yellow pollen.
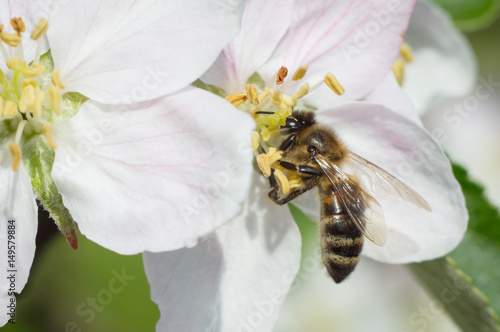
[266,147,282,165]
[3,101,18,118]
[400,43,413,62]
[392,60,405,86]
[292,83,309,100]
[48,86,61,115]
[245,84,259,105]
[1,32,22,47]
[256,154,271,177]
[31,18,49,40]
[287,172,304,189]
[225,93,247,107]
[6,57,23,70]
[324,73,345,95]
[51,69,65,89]
[292,65,309,81]
[251,131,260,151]
[8,142,21,172]
[23,64,45,78]
[276,66,288,85]
[11,18,25,34]
[273,169,290,195]
[19,85,36,113]
[35,89,46,117]
[43,124,57,149]
[281,94,296,107]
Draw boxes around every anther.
[8,142,21,171]
[3,101,18,118]
[6,57,22,70]
[35,89,46,116]
[292,65,308,81]
[245,84,259,105]
[23,63,45,78]
[392,60,404,86]
[51,69,65,89]
[257,154,271,177]
[225,93,247,107]
[11,18,25,34]
[43,124,57,149]
[292,83,309,100]
[324,73,344,95]
[276,66,288,85]
[48,86,61,115]
[19,85,36,113]
[1,32,22,47]
[273,169,290,195]
[31,18,49,40]
[251,131,260,151]
[400,43,413,63]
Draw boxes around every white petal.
[260,0,416,103]
[363,73,423,124]
[201,0,294,94]
[0,165,37,326]
[52,87,254,254]
[315,103,467,263]
[403,0,477,114]
[48,0,246,103]
[144,174,301,332]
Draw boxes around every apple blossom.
[144,0,467,331]
[1,0,252,326]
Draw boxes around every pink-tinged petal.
[201,0,294,94]
[0,0,49,67]
[363,73,422,124]
[48,0,247,104]
[0,165,37,326]
[52,87,254,254]
[260,0,416,103]
[315,103,467,263]
[144,174,301,332]
[403,1,477,114]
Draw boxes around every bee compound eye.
[307,145,317,156]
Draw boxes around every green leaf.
[409,163,500,331]
[431,0,500,31]
[23,135,78,248]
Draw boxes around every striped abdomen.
[319,183,364,283]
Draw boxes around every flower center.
[0,17,63,171]
[225,66,344,194]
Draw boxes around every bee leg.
[268,173,320,205]
[279,134,296,152]
[279,161,323,176]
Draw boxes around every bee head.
[301,127,346,162]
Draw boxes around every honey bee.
[268,111,431,283]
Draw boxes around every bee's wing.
[314,154,387,246]
[347,152,431,211]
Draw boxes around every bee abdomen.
[320,213,364,284]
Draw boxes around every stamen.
[251,131,260,151]
[400,43,413,62]
[19,85,35,113]
[11,18,25,34]
[392,60,404,86]
[324,73,344,95]
[276,66,288,85]
[292,83,309,100]
[31,18,49,40]
[225,93,247,107]
[35,89,46,117]
[48,86,60,115]
[258,88,271,104]
[23,63,45,78]
[3,101,18,118]
[1,32,22,47]
[43,124,57,149]
[245,84,259,105]
[6,56,22,70]
[51,69,65,89]
[257,154,271,177]
[273,169,290,195]
[8,142,21,171]
[292,65,308,81]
